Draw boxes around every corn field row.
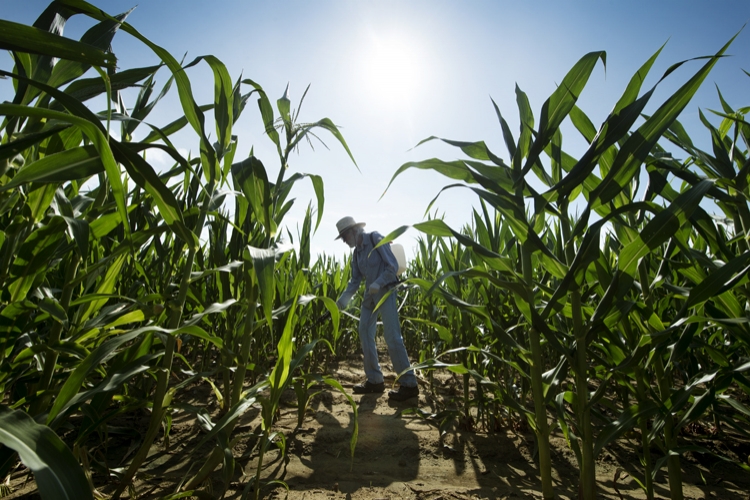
[1,2,749,500]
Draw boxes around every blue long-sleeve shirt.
[338,231,399,308]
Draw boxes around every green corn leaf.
[1,145,103,190]
[180,300,237,328]
[0,125,71,162]
[468,160,516,194]
[382,158,475,198]
[542,355,568,403]
[109,139,197,248]
[551,89,653,202]
[141,104,215,143]
[521,51,606,179]
[414,218,517,274]
[492,97,517,160]
[195,380,267,451]
[53,353,161,424]
[0,103,129,240]
[698,109,735,179]
[269,291,300,392]
[618,180,714,277]
[22,2,74,89]
[0,68,103,131]
[59,1,219,187]
[189,261,244,283]
[590,36,736,208]
[666,322,700,370]
[26,183,58,224]
[651,158,731,203]
[413,219,459,236]
[103,310,146,330]
[719,394,750,418]
[62,215,89,258]
[453,268,527,304]
[232,156,274,238]
[278,83,292,134]
[126,67,173,138]
[685,250,750,310]
[593,402,659,459]
[569,104,597,142]
[403,317,453,344]
[413,136,493,161]
[0,19,115,69]
[675,388,716,431]
[549,45,664,202]
[373,225,412,246]
[89,206,135,239]
[8,217,66,302]
[420,182,562,274]
[244,245,291,330]
[60,64,161,106]
[555,392,582,465]
[77,254,126,325]
[241,78,281,156]
[320,376,359,460]
[47,8,131,89]
[308,174,324,231]
[314,297,340,342]
[541,225,602,319]
[47,324,220,425]
[39,297,68,324]
[514,84,533,170]
[276,172,325,231]
[287,118,358,170]
[411,358,469,374]
[438,184,568,278]
[428,286,490,322]
[0,405,93,500]
[203,55,233,165]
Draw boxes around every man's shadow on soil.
[287,392,419,494]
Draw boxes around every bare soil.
[5,349,750,500]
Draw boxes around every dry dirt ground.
[5,349,750,500]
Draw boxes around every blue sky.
[3,1,750,260]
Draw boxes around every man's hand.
[367,283,380,296]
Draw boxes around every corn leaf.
[0,19,115,69]
[0,406,93,500]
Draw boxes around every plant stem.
[232,280,258,406]
[111,180,215,500]
[572,290,595,500]
[30,255,81,417]
[634,365,654,500]
[253,429,270,500]
[528,326,554,500]
[654,354,683,500]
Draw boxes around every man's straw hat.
[335,216,366,240]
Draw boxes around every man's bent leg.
[359,306,383,384]
[380,294,417,387]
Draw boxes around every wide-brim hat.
[335,216,366,240]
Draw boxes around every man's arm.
[337,254,362,309]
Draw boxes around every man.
[335,216,419,402]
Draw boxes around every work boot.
[388,384,419,402]
[352,380,385,394]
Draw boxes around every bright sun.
[358,32,425,112]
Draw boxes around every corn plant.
[0,1,358,498]
[380,34,745,500]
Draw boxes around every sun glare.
[358,32,426,112]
